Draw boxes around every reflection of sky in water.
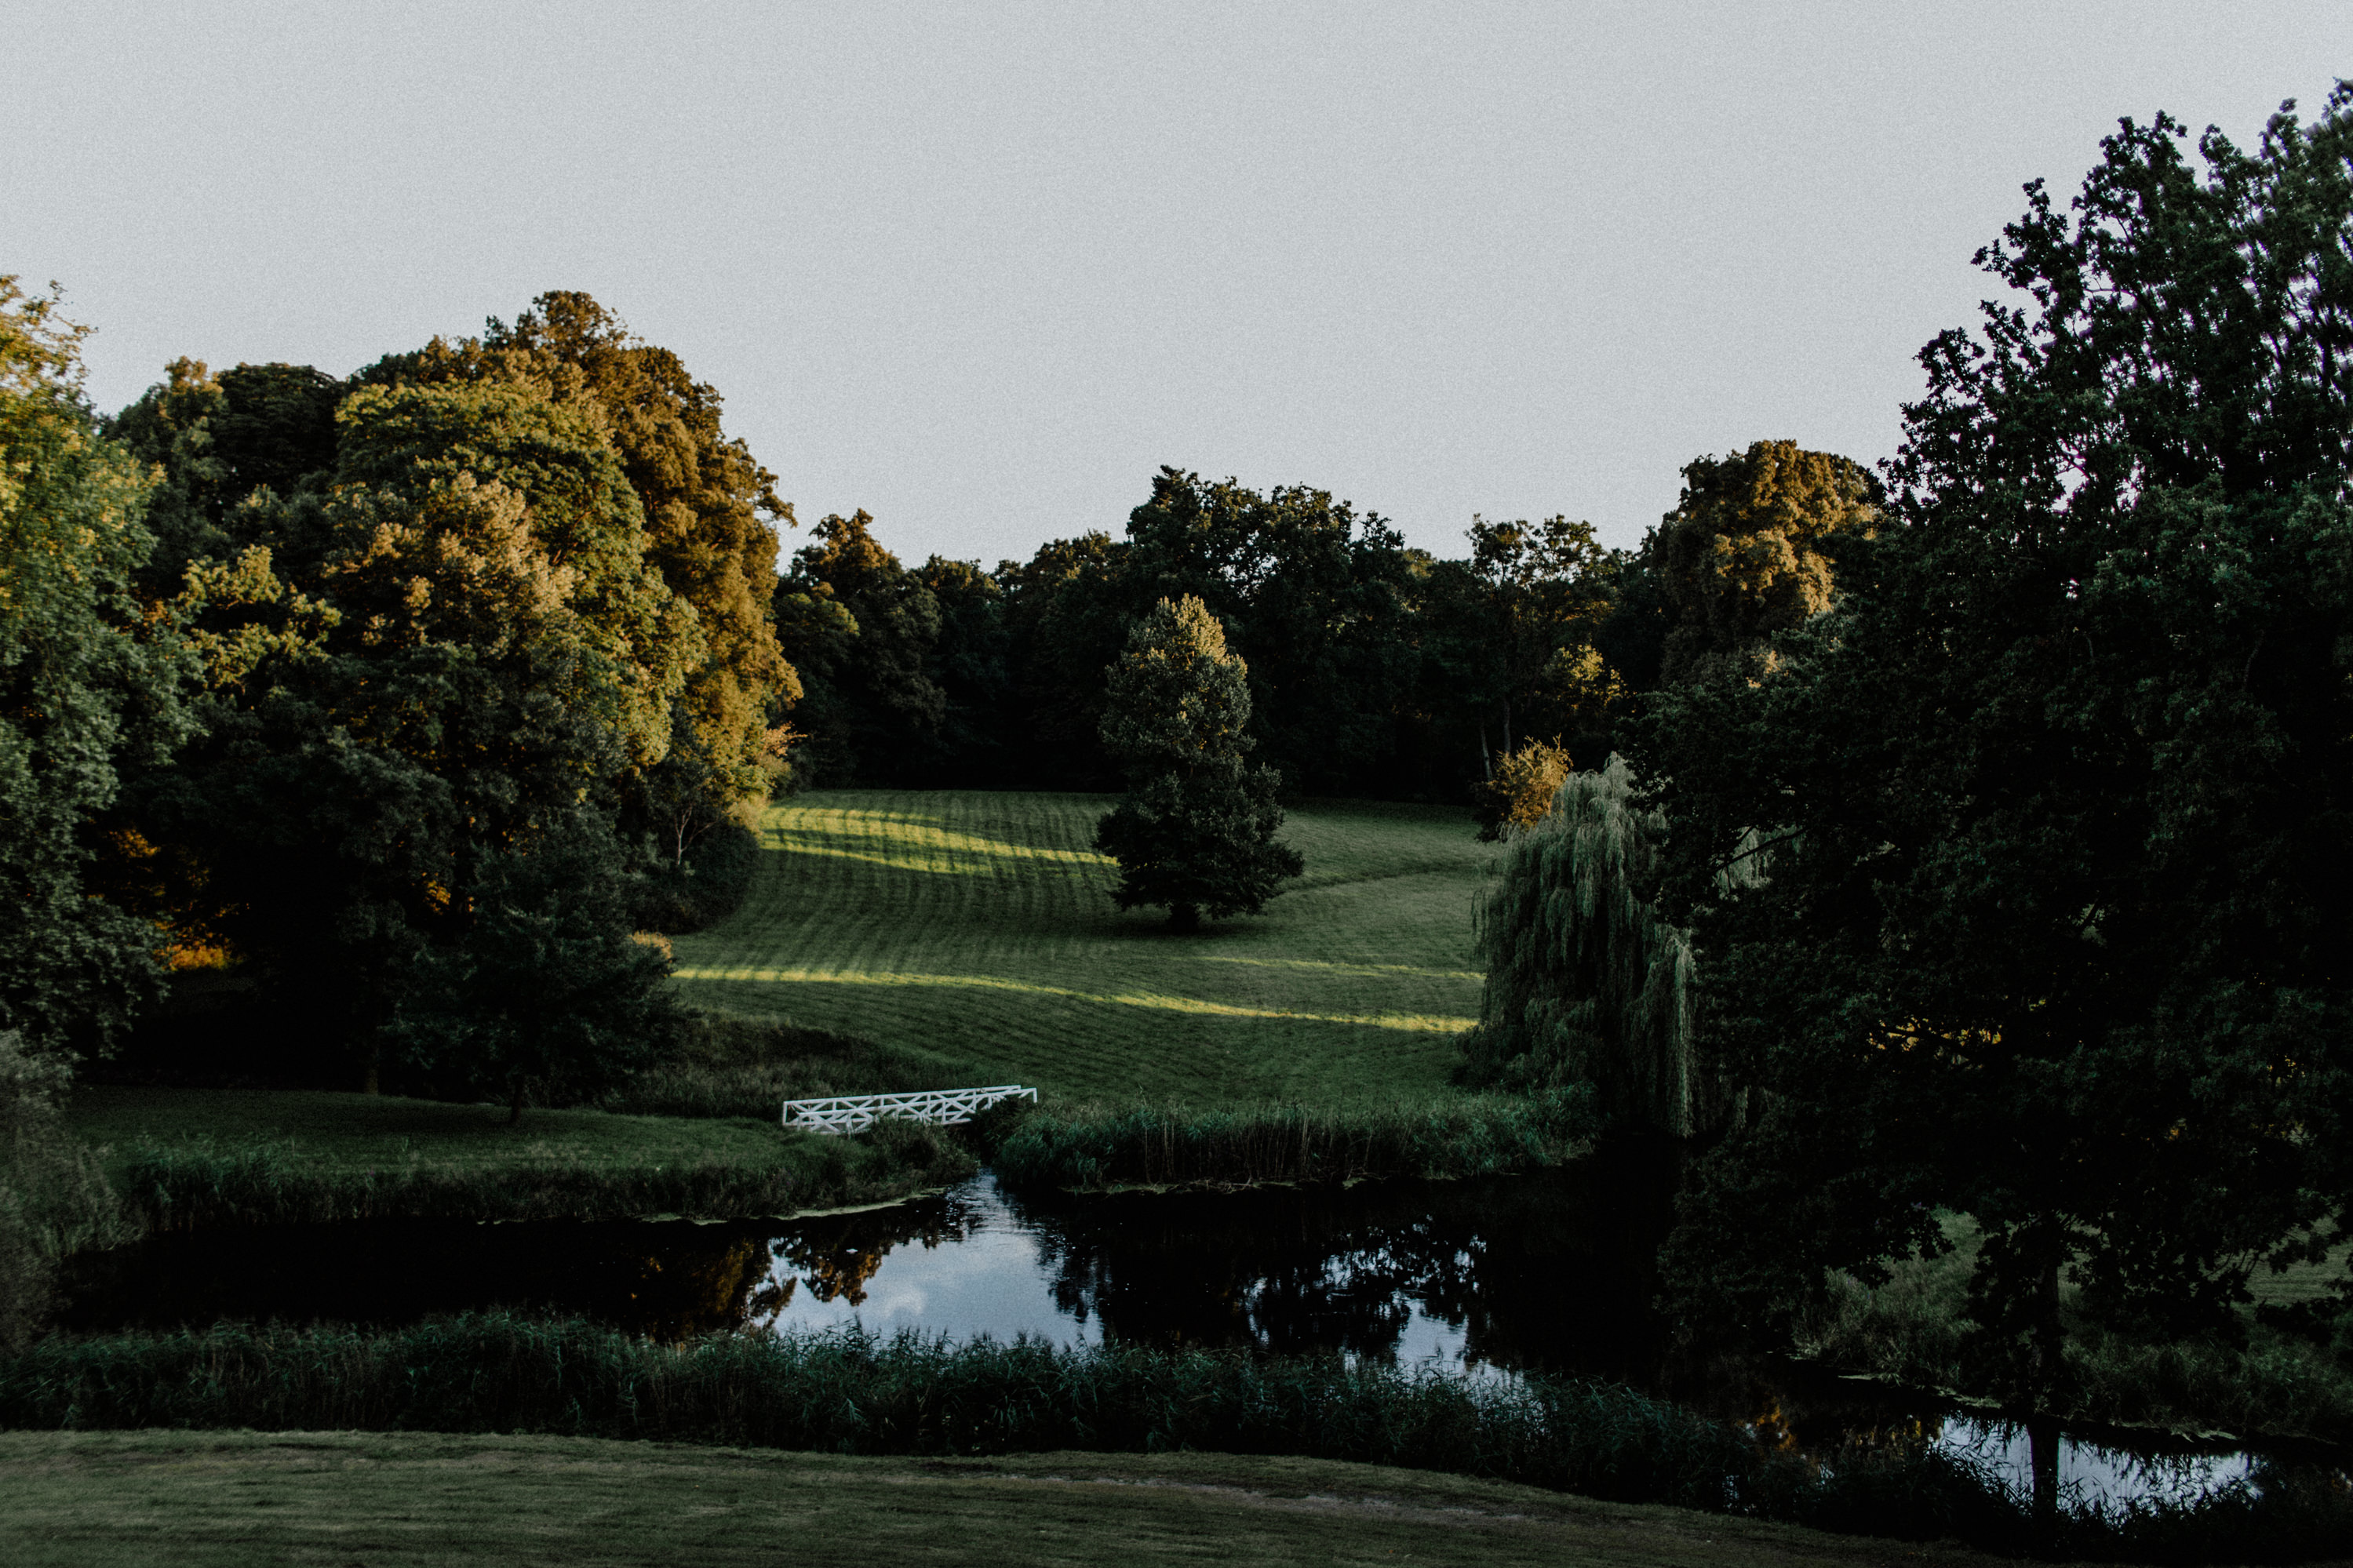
[768,1178,1098,1346]
[1932,1418,2254,1510]
[761,1173,2277,1511]
[768,1177,1482,1369]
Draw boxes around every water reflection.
[59,1152,2333,1511]
[65,1217,791,1343]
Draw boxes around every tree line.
[0,274,1869,1088]
[775,448,1870,812]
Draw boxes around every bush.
[0,1032,136,1348]
[1470,739,1571,841]
[632,819,762,934]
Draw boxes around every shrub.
[1470,738,1571,841]
[0,1032,136,1348]
[632,818,761,933]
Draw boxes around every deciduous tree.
[1651,440,1877,686]
[1636,93,2353,1410]
[0,279,195,1055]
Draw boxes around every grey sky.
[11,3,2347,565]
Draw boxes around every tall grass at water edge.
[2,1315,2346,1563]
[114,1119,974,1231]
[991,1089,1597,1191]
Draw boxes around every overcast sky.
[10,4,2348,566]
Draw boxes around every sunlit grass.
[670,791,1492,1104]
[667,965,1474,1034]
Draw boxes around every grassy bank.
[668,791,1491,1104]
[4,1315,2347,1561]
[64,1086,973,1230]
[1796,1215,2353,1446]
[0,1431,2056,1568]
[993,1090,1595,1191]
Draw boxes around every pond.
[63,1156,2326,1512]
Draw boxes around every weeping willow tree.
[1461,759,1732,1141]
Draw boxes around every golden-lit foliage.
[1655,439,1877,684]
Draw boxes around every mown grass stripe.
[669,791,1493,1104]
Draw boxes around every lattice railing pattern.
[781,1085,1037,1135]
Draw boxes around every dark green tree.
[999,529,1131,789]
[0,279,196,1057]
[384,813,675,1122]
[914,555,1016,785]
[1636,93,2353,1410]
[104,358,343,590]
[1094,596,1302,932]
[771,511,945,786]
[111,363,688,1084]
[1123,469,1417,795]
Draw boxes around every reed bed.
[991,1089,1596,1191]
[2,1315,2343,1562]
[115,1119,974,1231]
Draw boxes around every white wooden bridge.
[781,1085,1037,1135]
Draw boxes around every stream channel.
[64,1156,2337,1513]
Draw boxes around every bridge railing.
[781,1085,1037,1136]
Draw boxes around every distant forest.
[105,292,1863,810]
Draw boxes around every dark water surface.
[64,1159,2322,1509]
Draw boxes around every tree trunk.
[1169,903,1200,934]
[2031,1249,2065,1403]
[2028,1415,2060,1523]
[508,1082,526,1126]
[2027,1239,2067,1524]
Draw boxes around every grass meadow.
[61,1088,971,1228]
[0,1432,2029,1568]
[668,790,1492,1104]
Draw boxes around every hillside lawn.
[0,1431,2056,1568]
[56,1088,970,1228]
[669,790,1490,1104]
[63,1089,798,1184]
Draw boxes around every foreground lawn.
[64,1087,796,1181]
[670,791,1489,1103]
[0,1431,2041,1568]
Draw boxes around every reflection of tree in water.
[621,1234,791,1342]
[1001,1138,1680,1382]
[768,1185,990,1307]
[64,1219,800,1343]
